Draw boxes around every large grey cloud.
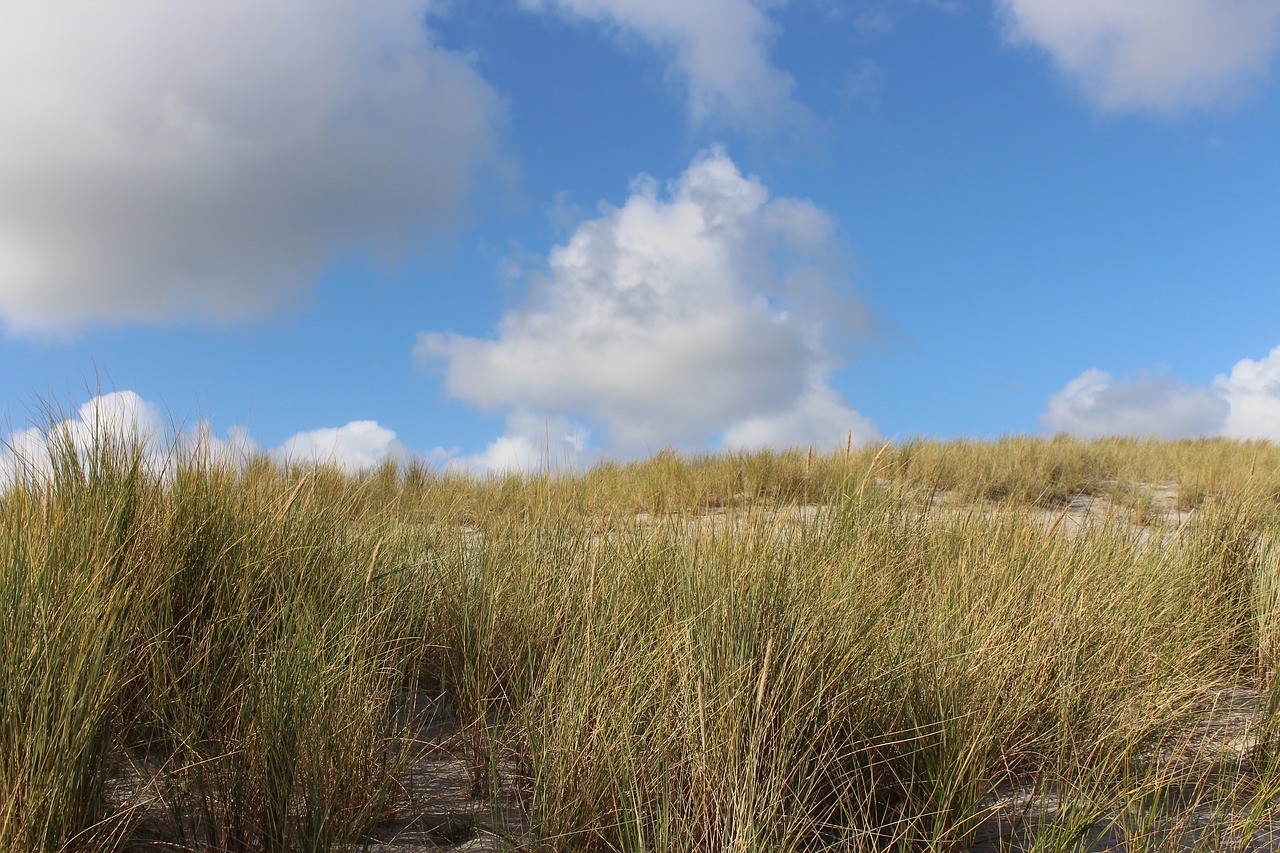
[417,147,877,467]
[1042,347,1280,440]
[519,0,800,129]
[997,0,1280,113]
[0,0,505,334]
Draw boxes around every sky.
[2,0,1280,475]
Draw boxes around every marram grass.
[2,424,1280,851]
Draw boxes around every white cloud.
[0,391,170,486]
[457,433,542,476]
[1040,368,1229,438]
[1042,349,1280,441]
[0,0,505,335]
[997,0,1280,113]
[1217,346,1280,440]
[69,390,168,448]
[722,380,877,450]
[520,0,799,129]
[0,391,422,487]
[447,411,593,475]
[273,421,411,474]
[0,426,51,488]
[417,147,877,458]
[185,423,262,467]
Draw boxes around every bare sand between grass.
[105,689,1274,852]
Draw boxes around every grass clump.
[5,411,1280,851]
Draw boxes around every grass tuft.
[5,409,1280,850]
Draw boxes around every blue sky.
[2,0,1279,473]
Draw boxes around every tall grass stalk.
[4,412,1280,851]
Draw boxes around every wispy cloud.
[997,0,1280,113]
[519,0,801,130]
[1041,346,1280,440]
[417,146,878,471]
[841,58,889,107]
[0,0,506,335]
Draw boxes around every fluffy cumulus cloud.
[1040,369,1230,439]
[417,147,878,471]
[273,421,411,475]
[519,0,799,129]
[1218,346,1280,439]
[1042,346,1280,441]
[721,381,877,451]
[0,391,419,487]
[997,0,1280,112]
[449,411,593,475]
[0,391,170,486]
[0,0,504,335]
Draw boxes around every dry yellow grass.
[3,428,1280,851]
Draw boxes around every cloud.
[447,411,593,475]
[1040,369,1230,439]
[0,0,505,335]
[0,391,170,485]
[273,421,411,474]
[0,391,422,487]
[519,0,799,129]
[843,0,962,38]
[997,0,1280,113]
[184,423,262,468]
[1041,348,1280,441]
[1217,346,1280,439]
[417,146,878,464]
[842,59,889,107]
[722,381,877,450]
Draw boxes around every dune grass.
[3,423,1280,851]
